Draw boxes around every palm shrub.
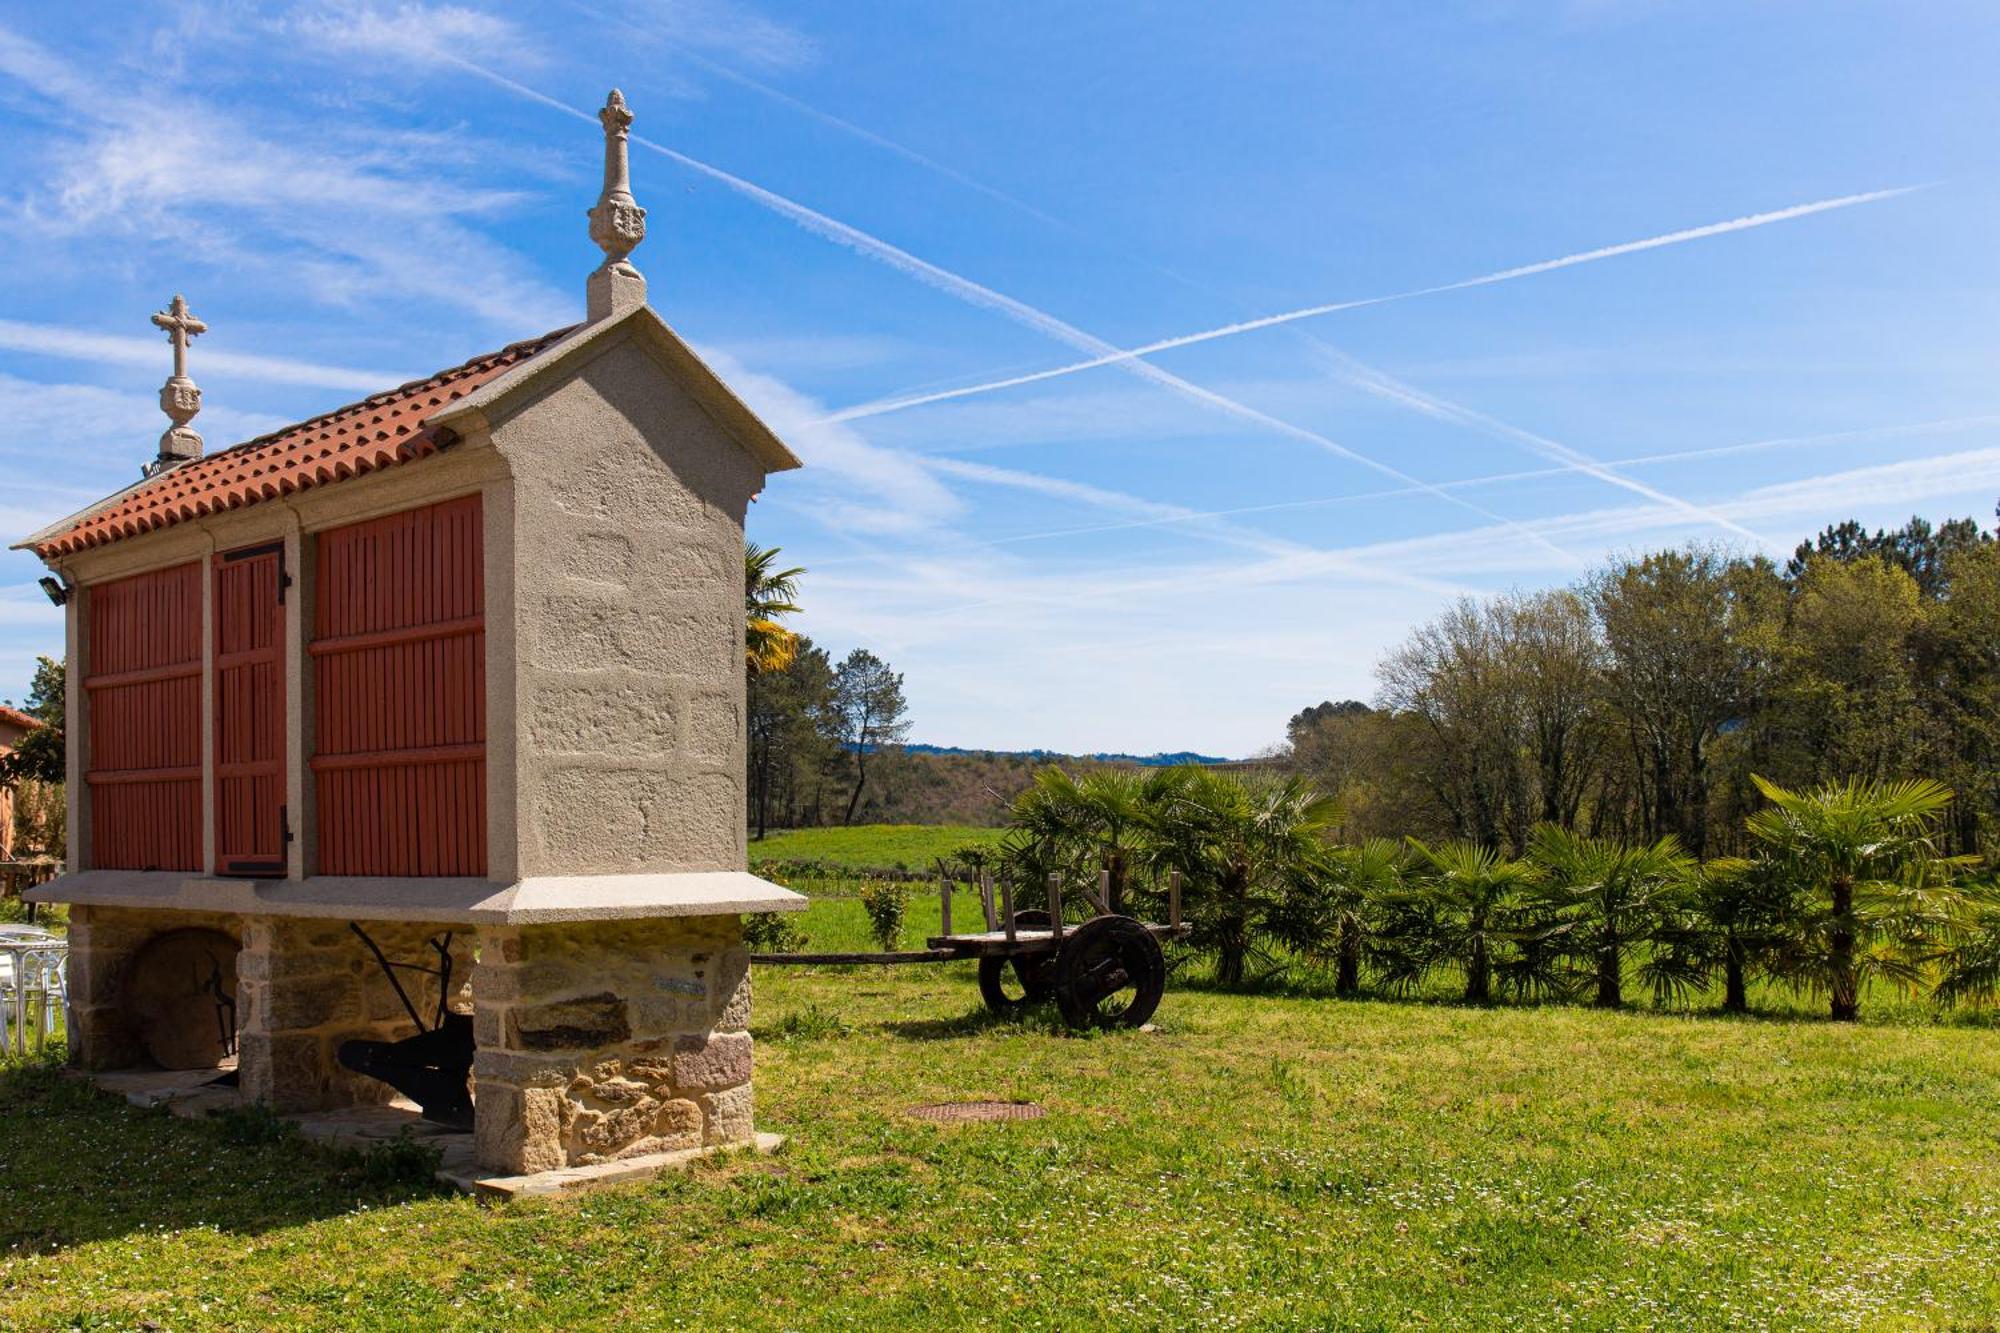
[1744,774,1970,1021]
[1694,855,1799,1013]
[1933,875,2000,1006]
[1527,827,1699,1007]
[1009,766,1173,912]
[1379,840,1545,1003]
[1144,769,1339,987]
[1320,838,1404,996]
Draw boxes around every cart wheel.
[1054,916,1165,1030]
[977,911,1056,1014]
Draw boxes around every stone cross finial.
[147,294,207,475]
[586,88,648,320]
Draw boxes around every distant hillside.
[902,743,1234,767]
[834,746,1233,828]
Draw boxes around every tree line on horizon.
[1281,512,2000,863]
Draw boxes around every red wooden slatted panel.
[214,544,287,876]
[86,562,202,871]
[311,494,485,876]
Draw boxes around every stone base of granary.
[65,904,245,1072]
[72,1066,783,1201]
[238,915,470,1112]
[67,906,470,1112]
[469,914,756,1174]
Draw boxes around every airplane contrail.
[1308,345,1773,548]
[568,41,1785,550]
[827,184,1928,423]
[443,57,1582,565]
[808,412,2000,566]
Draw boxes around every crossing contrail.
[442,57,1581,565]
[826,185,1926,423]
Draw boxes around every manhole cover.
[906,1100,1046,1123]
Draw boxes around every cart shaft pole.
[1001,874,1017,943]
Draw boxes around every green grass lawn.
[749,824,1005,872]
[5,960,2000,1329]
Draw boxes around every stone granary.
[17,91,806,1180]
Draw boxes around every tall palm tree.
[1145,769,1338,987]
[745,543,805,675]
[1528,827,1697,1008]
[1387,840,1541,1004]
[1743,774,1967,1021]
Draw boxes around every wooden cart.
[750,870,1189,1030]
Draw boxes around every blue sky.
[1,2,1997,756]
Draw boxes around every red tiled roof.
[0,704,37,733]
[30,326,578,559]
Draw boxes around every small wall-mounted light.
[37,575,69,607]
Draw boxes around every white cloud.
[290,2,545,69]
[0,321,403,393]
[0,23,572,333]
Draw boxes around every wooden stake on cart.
[939,873,952,937]
[1169,870,1182,929]
[1048,872,1064,943]
[1093,869,1112,916]
[979,870,997,931]
[1001,874,1017,944]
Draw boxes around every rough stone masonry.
[471,915,754,1173]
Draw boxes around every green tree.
[1932,875,2000,1007]
[1322,837,1403,996]
[1008,766,1167,912]
[1145,769,1338,987]
[1744,774,1968,1021]
[746,636,836,838]
[1695,855,1797,1014]
[1381,840,1542,1004]
[830,649,911,825]
[1786,514,1993,599]
[1527,826,1697,1007]
[1591,549,1781,858]
[0,657,64,788]
[1767,556,1927,786]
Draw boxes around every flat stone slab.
[27,868,806,923]
[439,1132,786,1201]
[69,1067,780,1200]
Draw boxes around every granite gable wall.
[488,333,760,880]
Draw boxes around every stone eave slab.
[26,869,807,923]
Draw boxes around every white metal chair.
[0,928,66,1055]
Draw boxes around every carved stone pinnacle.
[587,88,647,310]
[145,294,207,475]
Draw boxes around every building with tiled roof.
[20,90,805,1185]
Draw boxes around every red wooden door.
[311,494,486,876]
[214,542,288,876]
[87,562,202,871]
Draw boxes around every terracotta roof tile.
[0,704,38,732]
[32,325,578,558]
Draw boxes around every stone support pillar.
[470,914,752,1174]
